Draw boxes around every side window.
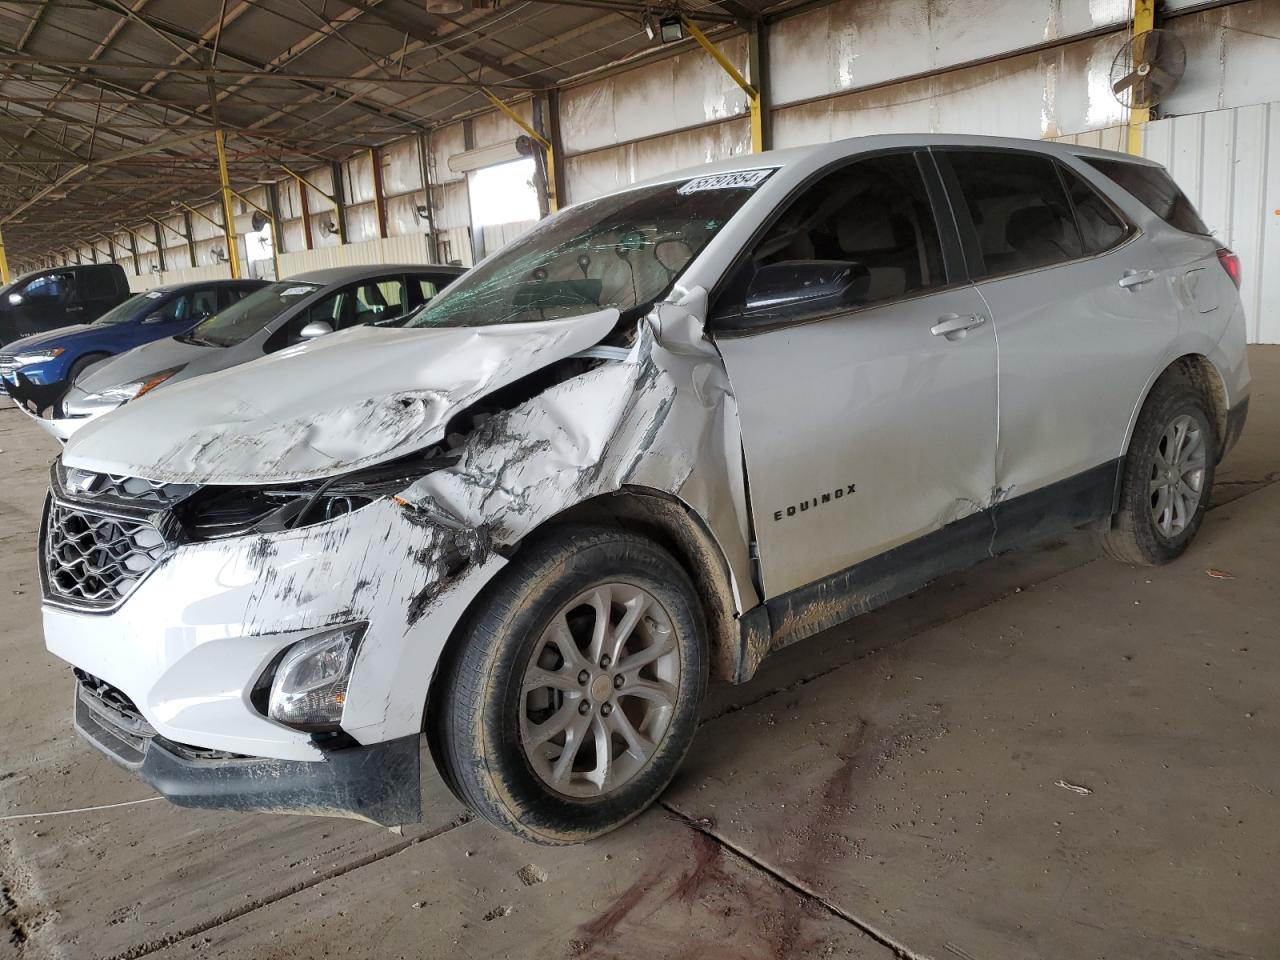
[297,290,345,331]
[946,151,1082,277]
[1082,157,1210,236]
[219,285,256,309]
[189,287,219,320]
[21,273,73,301]
[413,278,440,307]
[147,294,190,321]
[1060,166,1131,256]
[715,153,946,326]
[352,278,407,325]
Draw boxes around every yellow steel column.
[214,128,242,278]
[682,18,763,153]
[0,226,10,283]
[1127,0,1156,156]
[481,88,558,213]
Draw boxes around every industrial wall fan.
[1110,29,1186,110]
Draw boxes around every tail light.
[1217,247,1242,289]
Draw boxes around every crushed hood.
[62,310,620,485]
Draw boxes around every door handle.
[1118,269,1157,289]
[931,314,987,337]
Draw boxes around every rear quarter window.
[1082,157,1211,237]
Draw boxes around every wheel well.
[426,488,743,719]
[532,488,743,683]
[1158,354,1229,459]
[68,351,110,375]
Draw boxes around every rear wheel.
[1099,374,1217,566]
[432,525,707,844]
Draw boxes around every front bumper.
[44,494,506,787]
[75,675,422,826]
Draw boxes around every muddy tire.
[432,525,708,844]
[1098,373,1217,566]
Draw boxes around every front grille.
[43,499,168,609]
[0,353,16,376]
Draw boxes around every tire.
[432,525,708,844]
[57,353,109,414]
[1098,373,1217,566]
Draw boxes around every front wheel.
[1099,374,1217,566]
[432,525,708,844]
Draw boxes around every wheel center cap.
[590,674,613,703]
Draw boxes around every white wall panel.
[1141,101,1280,344]
[565,118,751,204]
[382,138,423,195]
[276,233,433,278]
[768,0,1133,109]
[560,36,749,155]
[430,123,467,185]
[1164,3,1280,116]
[387,191,430,238]
[773,34,1125,148]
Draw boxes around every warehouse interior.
[1,0,1279,958]
[1,0,1276,340]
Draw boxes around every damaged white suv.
[42,135,1249,843]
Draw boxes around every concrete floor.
[2,347,1277,960]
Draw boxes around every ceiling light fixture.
[659,15,684,43]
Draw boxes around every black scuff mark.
[404,520,495,627]
[247,535,278,566]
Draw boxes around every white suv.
[41,134,1249,843]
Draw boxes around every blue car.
[0,279,266,414]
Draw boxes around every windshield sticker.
[281,286,315,297]
[145,291,164,299]
[677,169,773,195]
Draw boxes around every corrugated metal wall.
[1057,103,1280,344]
[1143,104,1280,344]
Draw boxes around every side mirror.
[7,293,23,306]
[726,260,870,330]
[299,320,334,340]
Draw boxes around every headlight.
[86,366,182,402]
[12,348,64,366]
[262,623,366,731]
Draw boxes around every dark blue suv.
[0,279,265,413]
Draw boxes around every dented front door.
[715,285,998,598]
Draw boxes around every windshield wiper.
[175,333,224,347]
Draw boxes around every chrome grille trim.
[42,499,169,610]
[41,462,184,614]
[57,461,198,506]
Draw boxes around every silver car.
[44,263,464,441]
[42,134,1248,843]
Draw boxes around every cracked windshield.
[401,172,773,328]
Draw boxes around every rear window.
[1083,157,1210,237]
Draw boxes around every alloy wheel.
[1149,413,1207,538]
[519,581,680,798]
